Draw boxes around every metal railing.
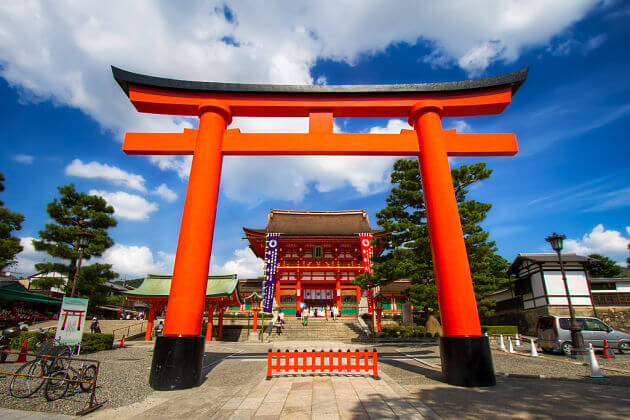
[111,321,146,340]
[0,351,103,415]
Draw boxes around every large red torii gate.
[112,66,527,390]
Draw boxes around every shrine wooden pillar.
[410,102,494,387]
[218,308,224,341]
[151,102,231,390]
[252,308,258,333]
[145,305,155,341]
[206,305,214,342]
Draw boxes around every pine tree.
[0,171,25,271]
[355,159,509,320]
[586,254,622,278]
[33,185,118,295]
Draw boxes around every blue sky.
[1,1,628,279]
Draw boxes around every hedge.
[481,325,519,335]
[380,325,429,338]
[11,331,113,354]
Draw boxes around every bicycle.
[9,329,74,398]
[44,360,97,401]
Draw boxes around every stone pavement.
[222,373,437,419]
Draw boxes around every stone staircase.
[268,318,368,342]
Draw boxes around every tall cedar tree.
[0,171,25,271]
[354,159,509,319]
[33,185,118,296]
[585,254,622,278]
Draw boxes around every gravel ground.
[0,341,252,416]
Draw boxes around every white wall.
[544,270,591,305]
[617,282,630,292]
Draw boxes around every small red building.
[244,209,389,317]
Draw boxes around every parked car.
[536,315,630,355]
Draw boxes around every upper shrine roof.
[243,209,388,238]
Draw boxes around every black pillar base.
[149,335,205,390]
[439,335,495,387]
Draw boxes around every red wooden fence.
[267,349,379,379]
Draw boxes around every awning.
[0,281,62,305]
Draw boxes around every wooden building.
[244,209,389,317]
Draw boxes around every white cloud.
[89,189,158,221]
[151,183,178,202]
[66,159,147,192]
[12,154,34,164]
[563,224,630,264]
[0,1,602,200]
[210,247,264,278]
[11,237,53,276]
[101,244,174,278]
[368,119,411,134]
[0,1,601,139]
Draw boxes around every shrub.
[401,327,414,338]
[10,331,54,351]
[481,325,518,335]
[80,333,114,353]
[425,332,433,338]
[10,331,113,354]
[433,332,441,338]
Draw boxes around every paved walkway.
[222,374,436,419]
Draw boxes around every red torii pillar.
[145,305,155,341]
[112,65,527,390]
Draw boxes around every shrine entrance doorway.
[112,65,528,390]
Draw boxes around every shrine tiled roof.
[243,209,388,237]
[124,274,241,304]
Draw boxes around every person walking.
[155,320,164,336]
[90,317,101,333]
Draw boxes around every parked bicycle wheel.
[79,365,97,392]
[48,346,72,371]
[10,360,45,398]
[44,369,70,401]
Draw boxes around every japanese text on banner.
[262,233,280,314]
[360,233,374,312]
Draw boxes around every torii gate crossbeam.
[112,66,527,390]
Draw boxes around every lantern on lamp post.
[545,232,585,356]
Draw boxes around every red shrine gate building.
[244,209,389,317]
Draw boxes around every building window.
[314,245,323,259]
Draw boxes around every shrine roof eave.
[243,227,390,238]
[112,66,528,98]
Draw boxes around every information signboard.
[55,297,89,346]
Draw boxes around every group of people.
[300,305,339,326]
[0,306,53,322]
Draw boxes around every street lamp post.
[70,230,92,298]
[545,232,585,356]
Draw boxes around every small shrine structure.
[124,274,241,341]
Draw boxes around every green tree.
[33,185,118,296]
[0,171,25,271]
[354,159,509,320]
[586,254,622,278]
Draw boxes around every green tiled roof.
[124,274,241,304]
